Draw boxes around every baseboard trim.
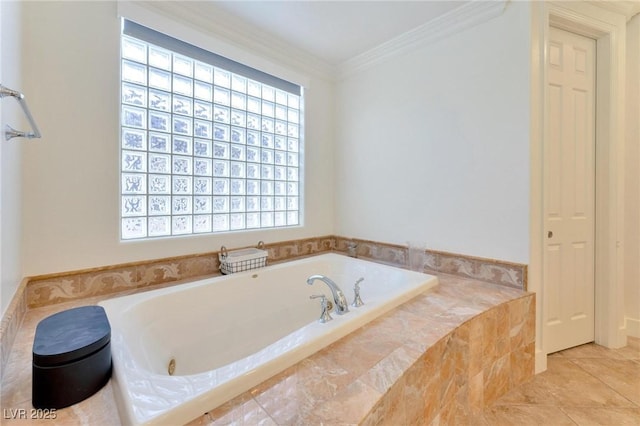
[625,316,640,338]
[535,348,547,374]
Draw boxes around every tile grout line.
[251,396,279,426]
[563,355,640,410]
[557,405,585,425]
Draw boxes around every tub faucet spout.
[306,274,349,315]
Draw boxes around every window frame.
[119,20,304,240]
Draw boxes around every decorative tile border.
[0,278,28,381]
[334,236,527,290]
[26,253,221,309]
[24,236,526,310]
[0,234,527,379]
[264,235,335,263]
[334,236,407,267]
[24,236,336,310]
[435,250,528,290]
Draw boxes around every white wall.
[1,1,24,315]
[334,2,530,263]
[625,13,640,338]
[18,1,334,277]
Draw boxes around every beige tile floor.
[482,337,640,426]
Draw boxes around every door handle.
[548,231,553,238]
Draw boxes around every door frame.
[530,1,627,373]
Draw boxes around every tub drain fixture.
[168,358,176,376]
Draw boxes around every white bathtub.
[99,253,438,426]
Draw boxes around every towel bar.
[0,84,42,141]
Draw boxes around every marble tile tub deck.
[0,271,534,425]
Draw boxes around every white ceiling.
[208,1,469,66]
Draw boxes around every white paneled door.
[544,27,596,354]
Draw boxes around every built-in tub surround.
[0,273,534,425]
[99,254,439,425]
[0,235,527,384]
[192,278,535,425]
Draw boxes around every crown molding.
[134,1,337,82]
[337,0,508,80]
[125,0,511,83]
[587,0,640,21]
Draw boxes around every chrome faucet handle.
[310,294,333,323]
[352,277,365,307]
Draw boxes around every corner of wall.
[0,0,24,316]
[624,12,640,336]
[528,0,546,372]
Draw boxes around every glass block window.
[120,20,302,240]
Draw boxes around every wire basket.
[219,242,268,274]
